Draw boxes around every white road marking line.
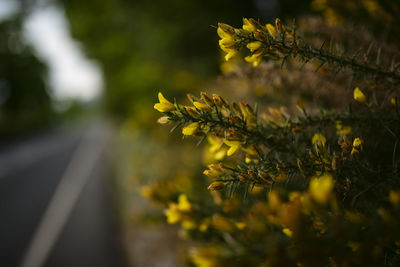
[20,127,110,267]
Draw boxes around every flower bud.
[182,122,200,136]
[203,169,221,179]
[187,93,199,103]
[219,163,234,173]
[231,102,241,114]
[157,116,170,124]
[208,182,225,191]
[237,174,250,182]
[194,101,212,111]
[185,106,201,118]
[200,92,214,106]
[291,126,302,133]
[332,155,341,170]
[297,158,305,174]
[212,93,227,107]
[254,31,267,41]
[275,18,283,33]
[247,170,258,180]
[230,115,242,124]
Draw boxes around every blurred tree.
[59,0,259,121]
[0,15,54,137]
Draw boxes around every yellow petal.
[193,101,211,111]
[235,222,246,230]
[312,133,326,147]
[219,36,235,47]
[217,27,227,39]
[266,23,277,38]
[353,137,363,148]
[243,18,256,32]
[282,228,293,237]
[246,41,262,52]
[177,194,192,212]
[158,92,172,104]
[182,122,199,135]
[208,182,225,191]
[353,87,366,103]
[244,50,263,66]
[309,174,334,204]
[157,116,170,124]
[155,92,176,112]
[223,140,241,156]
[181,219,196,230]
[224,49,238,61]
[154,102,176,112]
[164,203,181,224]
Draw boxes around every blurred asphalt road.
[0,122,123,267]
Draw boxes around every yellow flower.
[217,24,238,61]
[242,18,256,32]
[164,203,181,224]
[351,147,359,156]
[199,218,211,232]
[213,148,227,161]
[391,97,397,105]
[246,41,262,52]
[389,190,400,207]
[282,228,293,237]
[204,136,227,161]
[335,120,352,136]
[207,136,222,152]
[181,219,197,230]
[219,35,235,47]
[353,87,366,103]
[191,254,218,267]
[245,50,263,67]
[182,122,199,136]
[312,133,327,153]
[177,194,192,212]
[223,49,238,61]
[312,133,326,147]
[351,138,362,156]
[217,23,232,39]
[338,126,352,136]
[235,222,246,230]
[154,92,176,112]
[309,174,334,204]
[223,139,242,156]
[266,23,277,38]
[353,137,363,148]
[203,169,221,179]
[239,102,257,128]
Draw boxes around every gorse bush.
[149,15,400,267]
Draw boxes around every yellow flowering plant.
[146,15,400,267]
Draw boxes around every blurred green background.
[0,0,316,138]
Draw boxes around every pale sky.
[0,0,103,101]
